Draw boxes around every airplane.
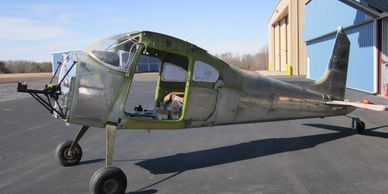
[16,28,386,194]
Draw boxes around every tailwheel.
[56,140,82,166]
[90,167,127,194]
[352,117,365,133]
[355,120,366,133]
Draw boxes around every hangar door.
[273,17,288,72]
[274,23,280,71]
[280,17,288,72]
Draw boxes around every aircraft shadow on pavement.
[305,123,388,139]
[127,189,158,194]
[127,172,181,194]
[135,124,388,175]
[136,129,350,174]
[79,158,105,165]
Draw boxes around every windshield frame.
[86,32,143,72]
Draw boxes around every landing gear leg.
[56,125,89,166]
[352,117,365,133]
[90,123,127,194]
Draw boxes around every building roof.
[339,0,387,19]
[364,0,388,13]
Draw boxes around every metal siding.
[136,64,148,72]
[365,0,388,13]
[307,22,375,92]
[135,56,161,73]
[150,64,160,72]
[383,18,388,56]
[305,0,369,41]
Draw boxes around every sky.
[0,0,278,62]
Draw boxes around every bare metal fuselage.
[43,30,353,130]
[219,71,353,124]
[62,52,353,130]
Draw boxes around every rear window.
[193,61,219,83]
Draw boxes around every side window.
[161,62,188,82]
[193,61,219,83]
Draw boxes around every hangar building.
[268,0,307,76]
[269,0,388,94]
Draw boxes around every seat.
[159,92,184,120]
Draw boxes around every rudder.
[314,28,350,100]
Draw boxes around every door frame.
[379,17,388,95]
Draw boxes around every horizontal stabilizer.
[326,101,387,112]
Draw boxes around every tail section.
[314,28,350,100]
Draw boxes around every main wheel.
[90,167,127,194]
[56,140,82,166]
[356,121,366,133]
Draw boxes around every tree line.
[216,46,268,71]
[0,60,52,73]
[0,46,268,74]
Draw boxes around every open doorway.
[381,18,388,94]
[124,51,189,121]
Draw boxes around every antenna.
[184,21,209,42]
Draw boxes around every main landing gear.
[55,124,127,194]
[351,117,365,133]
[90,166,127,194]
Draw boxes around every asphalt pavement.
[2,74,388,194]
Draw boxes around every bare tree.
[0,61,10,73]
[1,46,269,74]
[254,45,268,71]
[217,45,268,71]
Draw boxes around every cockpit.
[84,33,190,121]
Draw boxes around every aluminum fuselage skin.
[61,31,353,130]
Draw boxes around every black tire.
[90,167,127,194]
[56,140,82,166]
[356,121,366,133]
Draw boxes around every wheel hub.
[64,148,76,160]
[103,179,119,194]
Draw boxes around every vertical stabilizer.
[314,28,350,100]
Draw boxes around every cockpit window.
[86,33,131,51]
[91,51,119,66]
[86,33,139,72]
[90,50,133,68]
[161,63,187,82]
